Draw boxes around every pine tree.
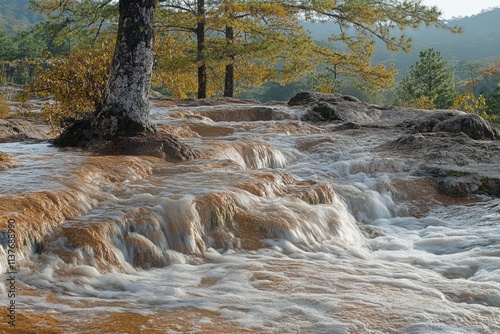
[396,48,456,109]
[156,0,318,98]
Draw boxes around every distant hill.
[0,0,44,34]
[380,7,500,70]
[304,7,500,72]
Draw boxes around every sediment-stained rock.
[0,151,13,170]
[0,118,52,142]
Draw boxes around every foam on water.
[200,139,297,170]
[1,103,500,332]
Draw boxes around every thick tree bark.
[223,25,234,98]
[55,0,156,147]
[196,0,207,99]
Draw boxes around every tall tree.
[157,0,458,98]
[461,61,483,90]
[54,0,156,146]
[154,0,208,97]
[31,0,119,47]
[486,85,500,122]
[33,0,458,99]
[156,0,321,98]
[223,8,234,97]
[396,48,456,109]
[196,0,207,98]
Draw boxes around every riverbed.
[1,98,499,333]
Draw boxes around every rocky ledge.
[289,91,500,198]
[290,91,499,140]
[0,118,52,143]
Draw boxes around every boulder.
[177,97,260,107]
[400,112,500,140]
[435,114,500,140]
[200,106,289,122]
[288,92,382,124]
[301,102,343,122]
[289,93,500,141]
[288,91,361,106]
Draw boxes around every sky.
[422,0,500,19]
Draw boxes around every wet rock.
[173,97,261,107]
[400,112,500,140]
[333,122,361,131]
[377,127,500,198]
[288,91,361,106]
[289,92,500,141]
[0,118,53,142]
[378,132,500,166]
[0,151,13,170]
[0,84,24,101]
[187,124,235,137]
[301,102,343,122]
[91,133,199,162]
[170,105,291,122]
[0,151,10,161]
[412,165,500,197]
[201,106,289,122]
[289,92,383,124]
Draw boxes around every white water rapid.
[1,100,499,333]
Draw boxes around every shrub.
[452,92,497,122]
[29,42,112,131]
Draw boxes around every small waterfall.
[203,141,295,169]
[0,155,157,274]
[1,154,367,274]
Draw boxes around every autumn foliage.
[29,41,112,130]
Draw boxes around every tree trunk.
[55,0,156,147]
[223,25,234,98]
[197,0,207,99]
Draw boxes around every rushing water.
[1,101,499,333]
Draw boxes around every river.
[1,100,499,333]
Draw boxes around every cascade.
[1,101,499,333]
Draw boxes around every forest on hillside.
[0,0,44,34]
[1,0,500,125]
